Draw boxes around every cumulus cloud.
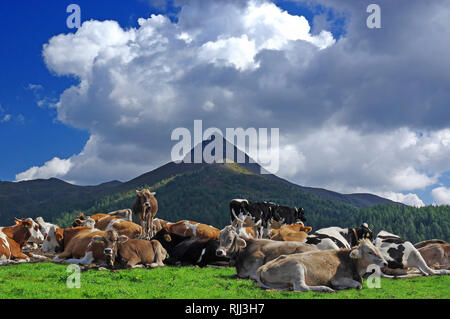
[15,157,73,181]
[13,0,450,205]
[431,187,450,205]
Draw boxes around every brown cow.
[255,239,388,292]
[152,218,170,235]
[270,223,313,242]
[43,226,105,265]
[132,189,158,240]
[93,215,142,239]
[163,220,220,241]
[0,218,39,264]
[91,229,167,269]
[72,213,108,227]
[418,242,449,270]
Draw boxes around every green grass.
[0,263,448,299]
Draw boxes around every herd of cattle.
[0,189,449,293]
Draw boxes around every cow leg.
[292,264,335,293]
[151,240,167,267]
[146,216,154,240]
[126,257,141,268]
[331,277,362,290]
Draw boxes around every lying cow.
[374,231,450,277]
[255,239,387,292]
[72,213,108,227]
[0,218,44,264]
[34,217,59,239]
[305,223,373,249]
[163,220,220,241]
[152,218,170,235]
[152,229,229,267]
[43,225,106,265]
[270,222,313,242]
[94,215,142,239]
[107,209,133,222]
[91,229,167,269]
[418,242,449,270]
[24,218,45,248]
[216,225,317,280]
[231,212,262,239]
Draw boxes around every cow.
[232,214,261,239]
[272,205,307,225]
[132,189,158,240]
[305,223,373,250]
[152,229,229,267]
[90,229,167,269]
[417,242,449,270]
[24,218,45,248]
[229,200,274,238]
[163,220,220,241]
[72,213,108,227]
[152,218,170,235]
[269,222,313,242]
[0,218,43,264]
[43,226,106,265]
[34,217,59,239]
[255,239,388,292]
[374,231,450,277]
[216,225,318,280]
[93,215,142,239]
[107,209,133,221]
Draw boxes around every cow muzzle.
[216,249,226,257]
[104,248,113,256]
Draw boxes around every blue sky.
[1,0,450,207]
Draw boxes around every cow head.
[80,217,96,229]
[357,223,373,241]
[34,217,49,238]
[295,207,306,222]
[42,225,63,253]
[216,226,246,257]
[91,229,128,268]
[25,218,45,244]
[350,239,387,275]
[72,213,87,227]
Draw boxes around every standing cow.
[132,189,158,240]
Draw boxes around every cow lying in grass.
[91,229,167,269]
[216,225,317,280]
[255,239,387,292]
[43,226,106,265]
[374,231,450,277]
[416,240,449,270]
[1,218,44,265]
[152,229,229,267]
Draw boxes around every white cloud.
[1,114,11,123]
[376,192,425,208]
[431,186,450,205]
[15,157,73,181]
[13,0,450,205]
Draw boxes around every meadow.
[0,262,448,299]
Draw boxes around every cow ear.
[118,235,129,244]
[163,234,172,242]
[350,249,360,259]
[236,238,247,248]
[150,192,156,196]
[14,217,21,225]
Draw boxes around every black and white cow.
[152,229,229,267]
[305,223,373,250]
[272,205,306,225]
[374,231,450,277]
